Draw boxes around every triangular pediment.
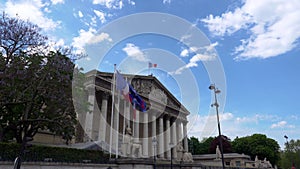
[129,75,189,116]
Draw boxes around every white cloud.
[271,121,295,129]
[180,34,192,43]
[187,112,234,138]
[235,114,280,124]
[221,112,234,121]
[93,10,106,23]
[163,0,171,4]
[128,0,135,5]
[190,53,215,63]
[44,7,51,13]
[189,112,298,148]
[202,0,300,60]
[92,0,135,9]
[72,28,112,54]
[3,0,60,31]
[90,32,112,43]
[51,0,64,5]
[46,38,65,52]
[271,121,286,128]
[206,42,218,51]
[202,8,252,36]
[90,16,97,27]
[122,43,149,62]
[171,43,217,75]
[78,11,83,18]
[179,43,218,58]
[180,49,189,57]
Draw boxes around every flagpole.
[109,64,116,159]
[132,102,135,138]
[122,77,128,143]
[148,62,150,75]
[116,84,120,158]
[122,101,126,143]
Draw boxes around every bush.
[0,142,110,163]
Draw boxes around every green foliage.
[72,68,90,142]
[232,134,280,166]
[0,13,89,145]
[280,139,300,169]
[0,142,109,163]
[188,136,201,154]
[199,137,214,154]
[0,51,78,144]
[188,136,215,155]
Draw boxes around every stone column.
[176,121,182,142]
[151,113,157,157]
[158,116,164,158]
[134,110,139,139]
[125,101,130,128]
[183,121,188,152]
[143,113,149,157]
[84,88,95,142]
[98,93,108,143]
[165,117,171,159]
[171,118,177,159]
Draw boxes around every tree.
[209,135,233,154]
[0,13,83,144]
[0,51,77,144]
[232,134,280,166]
[188,136,215,155]
[0,12,48,71]
[199,137,214,154]
[72,67,90,143]
[280,139,300,169]
[188,136,201,154]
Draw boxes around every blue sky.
[1,0,300,149]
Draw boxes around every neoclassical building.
[79,70,191,160]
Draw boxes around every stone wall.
[0,162,118,169]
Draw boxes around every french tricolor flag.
[148,62,157,68]
[116,70,130,101]
[116,71,147,119]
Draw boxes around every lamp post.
[152,137,157,169]
[169,143,174,169]
[284,135,293,168]
[209,84,225,169]
[284,135,289,153]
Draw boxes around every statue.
[216,145,221,159]
[122,126,133,156]
[182,152,193,162]
[131,138,142,158]
[176,141,184,161]
[121,126,142,158]
[255,155,258,162]
[175,141,193,163]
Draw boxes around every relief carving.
[131,78,180,110]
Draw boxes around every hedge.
[0,142,110,163]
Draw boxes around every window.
[236,161,241,167]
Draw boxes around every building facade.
[79,70,191,159]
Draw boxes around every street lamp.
[209,84,225,169]
[152,137,157,169]
[284,135,293,168]
[169,142,174,169]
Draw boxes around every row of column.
[155,116,188,159]
[84,91,189,159]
